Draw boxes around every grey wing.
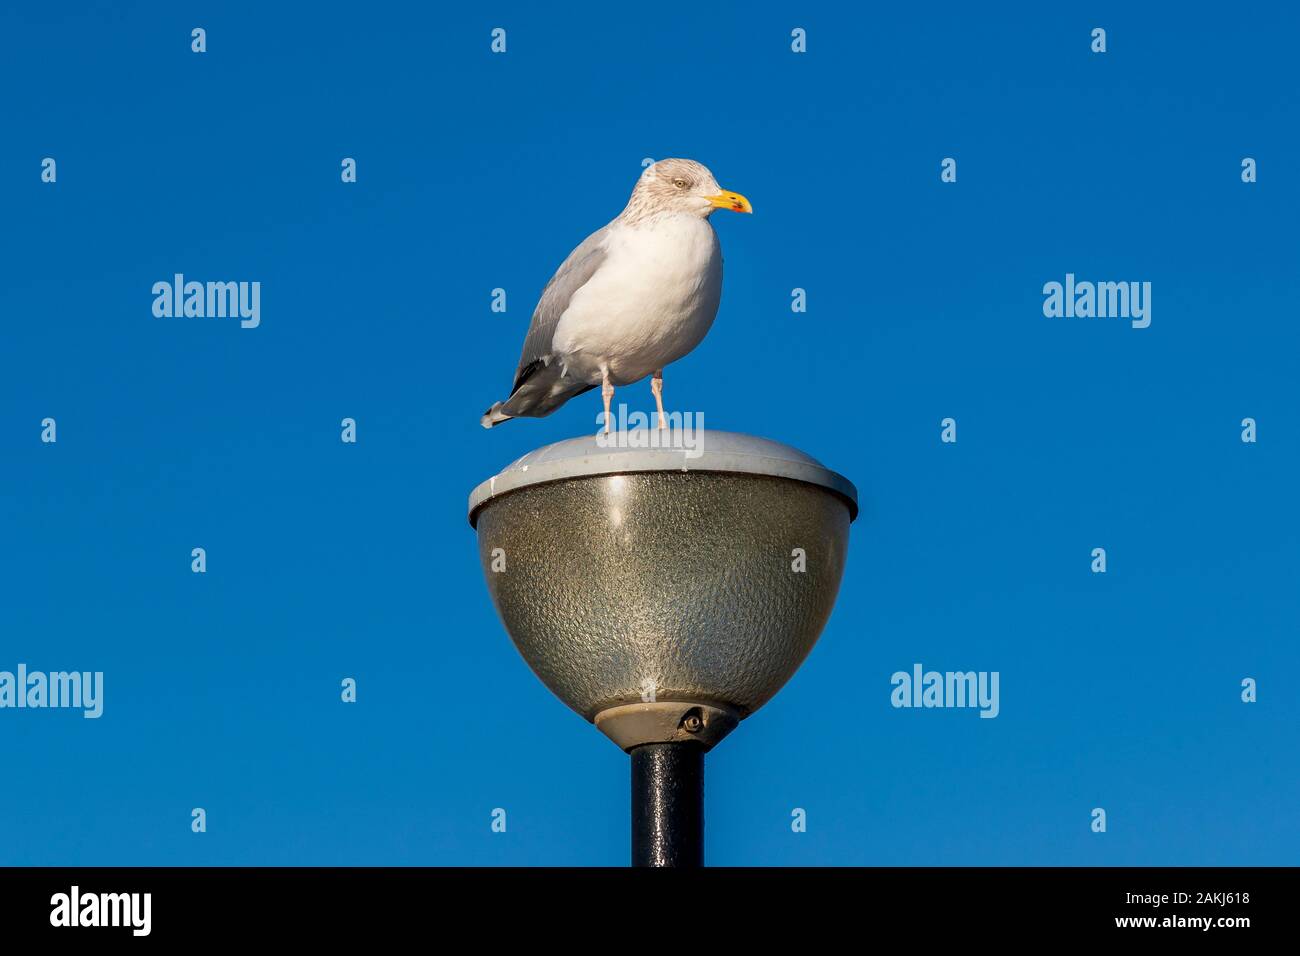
[510,223,612,393]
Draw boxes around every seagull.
[481,158,752,432]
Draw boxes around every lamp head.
[469,430,857,750]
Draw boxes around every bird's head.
[624,158,753,222]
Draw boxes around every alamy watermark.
[891,663,999,718]
[1043,273,1150,328]
[152,274,260,328]
[595,404,705,459]
[0,664,103,718]
[50,886,150,936]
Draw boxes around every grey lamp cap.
[468,429,858,526]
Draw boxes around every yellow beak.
[706,189,753,214]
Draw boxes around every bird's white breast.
[553,215,722,385]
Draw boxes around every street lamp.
[468,430,858,866]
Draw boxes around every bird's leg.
[602,370,614,435]
[651,370,666,430]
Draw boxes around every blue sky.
[1,1,1296,865]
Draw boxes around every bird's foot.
[651,370,666,431]
[602,370,614,434]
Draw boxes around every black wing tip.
[511,358,546,395]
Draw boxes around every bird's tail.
[480,402,513,428]
[481,364,596,428]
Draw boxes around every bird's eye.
[673,178,688,188]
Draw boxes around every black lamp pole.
[630,742,705,867]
